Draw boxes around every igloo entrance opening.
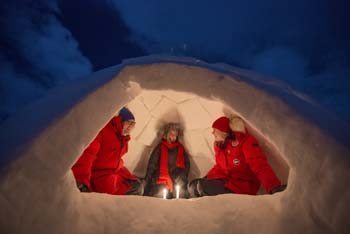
[72,89,289,196]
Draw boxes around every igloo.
[0,56,349,234]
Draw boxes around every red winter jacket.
[71,116,137,195]
[206,132,281,195]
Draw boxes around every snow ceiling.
[0,56,349,234]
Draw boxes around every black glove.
[76,182,90,192]
[270,184,287,194]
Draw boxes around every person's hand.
[270,184,287,194]
[76,182,90,192]
[139,177,147,189]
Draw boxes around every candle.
[163,188,168,199]
[175,185,180,199]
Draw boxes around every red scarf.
[156,140,185,191]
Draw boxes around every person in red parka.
[188,115,286,197]
[71,107,144,195]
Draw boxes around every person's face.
[122,121,136,136]
[167,130,178,143]
[212,128,228,142]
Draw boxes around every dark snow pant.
[125,179,145,196]
[188,178,233,197]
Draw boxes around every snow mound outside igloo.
[0,55,349,234]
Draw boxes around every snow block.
[177,98,212,130]
[151,96,180,123]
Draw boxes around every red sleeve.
[213,143,223,166]
[243,135,281,193]
[206,143,227,179]
[120,135,130,157]
[71,133,102,190]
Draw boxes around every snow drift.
[0,56,349,234]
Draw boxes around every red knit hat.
[212,116,231,133]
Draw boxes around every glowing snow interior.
[0,56,349,234]
[124,90,289,186]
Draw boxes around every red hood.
[111,116,123,135]
[234,131,247,143]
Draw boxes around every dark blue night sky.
[1,0,349,123]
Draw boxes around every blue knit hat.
[119,107,135,122]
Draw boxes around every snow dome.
[0,56,349,234]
